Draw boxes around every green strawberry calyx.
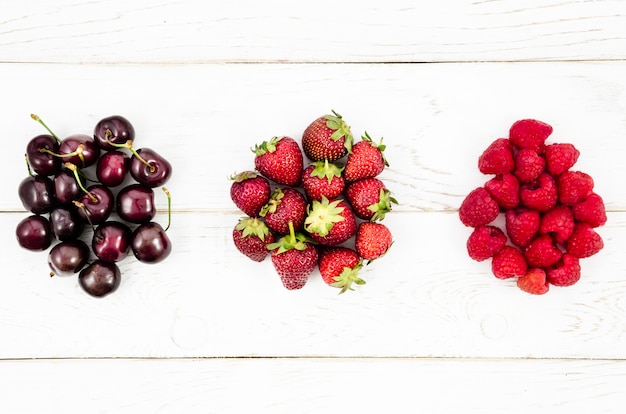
[259,187,284,216]
[229,170,259,182]
[362,131,389,167]
[310,159,344,184]
[332,262,365,294]
[368,188,398,222]
[251,136,282,156]
[235,217,271,242]
[325,110,354,152]
[267,221,310,254]
[304,196,346,237]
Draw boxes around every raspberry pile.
[459,119,606,295]
[16,114,173,298]
[230,111,397,293]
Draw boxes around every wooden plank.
[1,0,625,63]
[0,357,624,413]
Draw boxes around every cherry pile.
[16,114,173,298]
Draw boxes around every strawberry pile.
[230,111,397,293]
[459,119,606,295]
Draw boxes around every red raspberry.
[466,225,507,262]
[517,268,549,295]
[557,171,594,205]
[572,193,607,227]
[505,208,540,248]
[519,173,558,212]
[524,234,563,268]
[513,148,546,183]
[478,138,514,174]
[509,119,553,153]
[545,143,579,176]
[539,205,575,244]
[491,245,527,279]
[484,173,520,210]
[459,187,500,227]
[566,222,604,258]
[546,253,581,287]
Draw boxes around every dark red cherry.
[18,175,56,214]
[129,148,172,188]
[94,115,135,151]
[50,207,84,241]
[16,215,52,251]
[59,134,100,168]
[48,239,90,276]
[116,184,155,224]
[26,135,61,176]
[79,260,121,297]
[92,221,132,263]
[96,150,129,187]
[53,169,81,205]
[131,222,171,264]
[76,184,114,225]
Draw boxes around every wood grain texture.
[1,0,625,63]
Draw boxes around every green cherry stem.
[39,144,86,167]
[162,187,171,232]
[105,132,156,173]
[72,200,96,230]
[65,162,97,202]
[24,154,34,177]
[31,114,61,143]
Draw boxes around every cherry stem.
[40,144,86,167]
[31,114,61,143]
[162,187,171,232]
[73,200,96,230]
[105,133,156,173]
[65,162,97,202]
[24,153,34,177]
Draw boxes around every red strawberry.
[232,217,275,262]
[318,247,364,294]
[301,160,345,202]
[513,148,545,183]
[355,222,393,262]
[343,132,388,181]
[519,172,558,212]
[517,268,549,295]
[524,234,563,268]
[229,171,270,217]
[539,205,575,244]
[302,110,353,161]
[546,253,581,287]
[260,187,307,234]
[491,246,527,279]
[478,138,514,175]
[545,143,579,176]
[458,187,500,228]
[304,197,357,246]
[566,222,604,258]
[344,177,397,221]
[253,136,303,186]
[572,193,607,227]
[466,225,507,262]
[484,173,520,210]
[509,119,553,153]
[267,222,318,290]
[505,208,540,247]
[557,170,594,205]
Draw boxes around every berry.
[539,205,575,244]
[517,268,549,295]
[129,147,172,188]
[513,148,545,183]
[93,115,135,151]
[344,177,397,221]
[466,225,507,262]
[477,138,514,175]
[267,222,318,290]
[524,234,563,268]
[232,217,275,262]
[519,173,558,212]
[132,222,171,264]
[18,175,56,215]
[557,171,594,205]
[260,187,307,234]
[566,222,604,258]
[318,247,364,294]
[79,260,121,298]
[92,221,133,263]
[302,111,353,161]
[458,187,499,228]
[355,222,393,262]
[545,143,579,176]
[546,253,581,287]
[229,171,271,217]
[16,215,52,251]
[301,160,345,202]
[304,197,357,246]
[343,132,388,181]
[572,193,607,227]
[253,136,303,186]
[484,173,520,210]
[505,208,540,248]
[49,207,84,241]
[96,150,129,187]
[509,119,553,153]
[48,239,90,276]
[26,134,61,176]
[491,246,527,279]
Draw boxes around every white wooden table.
[2,1,626,412]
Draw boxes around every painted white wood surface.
[2,0,626,412]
